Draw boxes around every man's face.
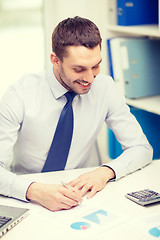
[51,45,102,95]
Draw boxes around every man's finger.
[63,187,83,203]
[79,184,92,196]
[86,187,97,199]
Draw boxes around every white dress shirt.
[0,67,152,201]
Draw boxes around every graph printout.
[30,189,130,239]
[129,214,160,240]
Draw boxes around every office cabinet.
[106,0,160,159]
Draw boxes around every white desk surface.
[1,160,160,240]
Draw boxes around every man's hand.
[68,167,115,199]
[26,182,82,211]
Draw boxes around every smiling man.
[51,45,102,94]
[0,17,152,211]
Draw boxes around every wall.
[43,0,108,74]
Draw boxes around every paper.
[31,191,130,240]
[129,213,160,240]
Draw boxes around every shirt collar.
[46,66,68,99]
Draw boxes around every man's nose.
[82,69,95,83]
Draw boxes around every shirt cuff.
[10,175,34,202]
[101,164,116,181]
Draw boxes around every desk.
[1,160,160,240]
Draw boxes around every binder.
[107,37,127,95]
[106,38,114,79]
[108,128,122,159]
[117,0,158,26]
[108,0,117,25]
[108,107,160,160]
[120,38,160,98]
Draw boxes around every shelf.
[126,95,160,115]
[107,24,160,38]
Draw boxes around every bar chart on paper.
[35,194,130,239]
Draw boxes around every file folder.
[106,38,114,79]
[117,0,158,26]
[120,38,160,98]
[108,107,160,160]
[107,37,160,99]
[108,0,117,25]
[107,37,128,96]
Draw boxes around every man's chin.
[74,83,91,95]
[76,88,90,95]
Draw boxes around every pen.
[61,181,82,205]
[61,181,73,191]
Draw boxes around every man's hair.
[52,16,102,61]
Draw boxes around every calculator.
[125,189,160,206]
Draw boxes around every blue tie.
[42,91,76,172]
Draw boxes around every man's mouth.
[77,81,90,88]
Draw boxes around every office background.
[0,0,159,165]
[0,0,109,165]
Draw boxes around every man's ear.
[50,52,59,67]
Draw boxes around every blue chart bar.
[71,222,91,230]
[149,226,160,238]
[83,210,108,224]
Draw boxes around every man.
[0,17,152,211]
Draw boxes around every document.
[31,189,130,240]
[129,213,160,240]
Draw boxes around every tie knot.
[65,91,76,102]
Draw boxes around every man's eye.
[93,65,99,69]
[74,69,84,73]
